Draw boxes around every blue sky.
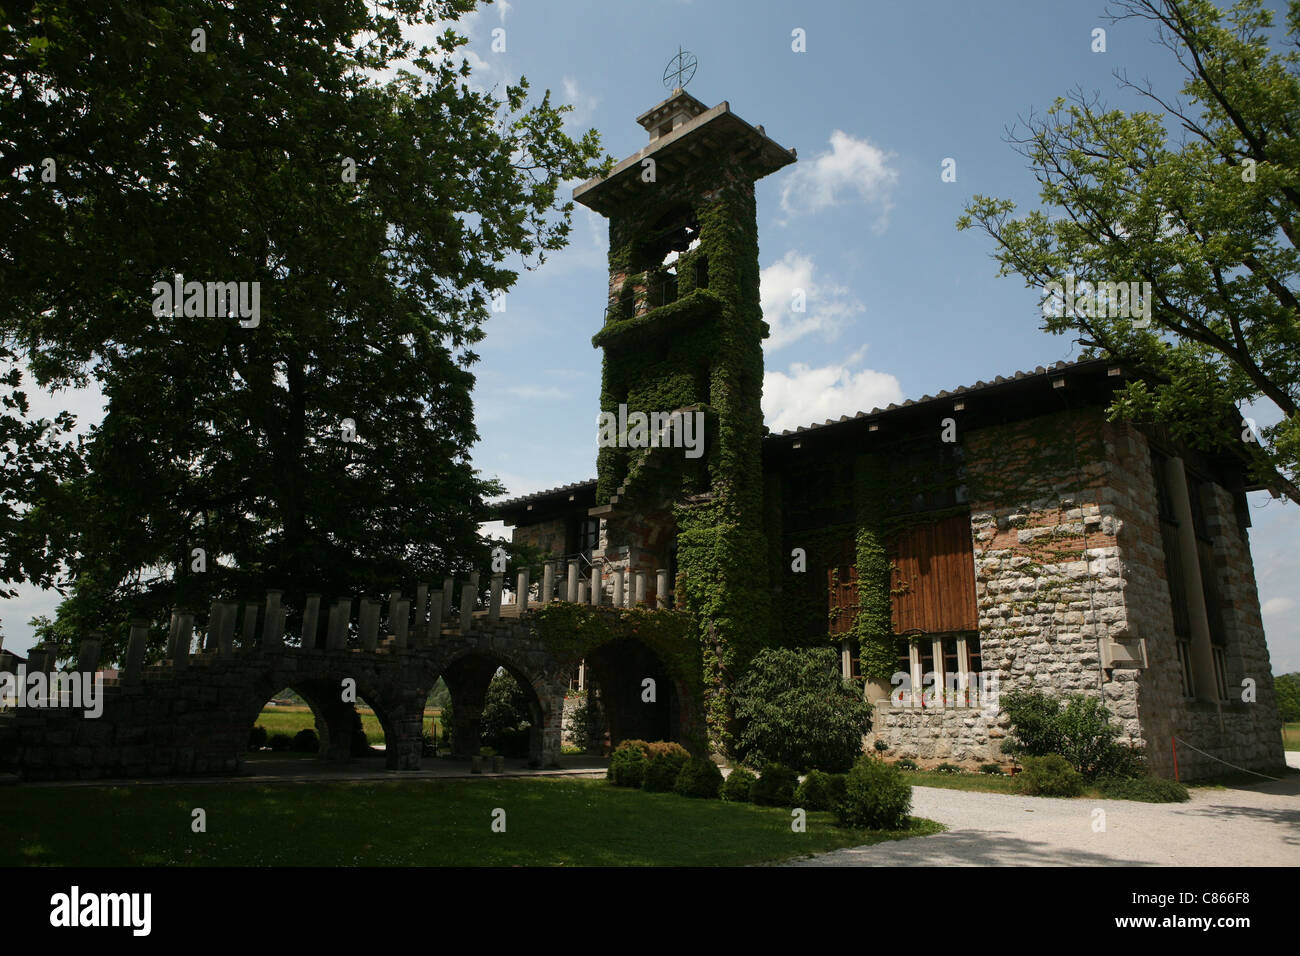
[4,0,1297,675]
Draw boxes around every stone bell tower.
[573,86,795,749]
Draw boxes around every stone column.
[205,601,224,654]
[123,620,149,684]
[427,590,443,641]
[394,599,410,648]
[567,559,580,603]
[217,602,237,655]
[657,569,670,609]
[634,571,647,607]
[328,599,351,650]
[166,610,182,659]
[263,590,284,649]
[591,564,603,606]
[77,632,103,674]
[613,568,625,608]
[172,609,193,670]
[242,603,259,650]
[542,562,555,605]
[459,578,475,635]
[577,581,588,604]
[489,574,503,620]
[359,598,379,651]
[414,582,429,644]
[300,594,321,650]
[513,569,529,616]
[442,576,455,618]
[1164,455,1220,703]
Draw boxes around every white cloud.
[760,250,863,352]
[560,75,598,129]
[780,130,899,232]
[1262,596,1296,617]
[763,347,904,434]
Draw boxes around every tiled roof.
[774,358,1108,436]
[491,358,1114,507]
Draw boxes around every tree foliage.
[0,0,607,660]
[958,0,1300,503]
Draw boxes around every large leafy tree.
[958,0,1300,503]
[1,0,606,659]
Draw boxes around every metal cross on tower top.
[662,47,697,91]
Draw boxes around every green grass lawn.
[1284,723,1299,752]
[900,768,1023,794]
[0,778,943,867]
[252,705,443,746]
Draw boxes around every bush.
[935,762,961,774]
[267,733,293,752]
[349,708,370,756]
[721,766,757,803]
[247,725,268,752]
[565,695,602,753]
[836,756,912,830]
[895,758,918,771]
[642,741,690,793]
[438,701,453,747]
[291,728,319,753]
[1016,754,1084,797]
[421,732,437,756]
[674,757,723,799]
[1098,775,1190,803]
[752,762,799,806]
[731,647,873,772]
[607,739,651,788]
[793,770,847,812]
[978,762,1002,775]
[1002,689,1144,781]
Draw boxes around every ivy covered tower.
[573,88,796,750]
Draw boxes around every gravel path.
[788,770,1300,867]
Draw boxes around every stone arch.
[581,636,693,752]
[433,645,567,768]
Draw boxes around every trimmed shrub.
[247,725,268,752]
[752,762,799,807]
[895,758,918,771]
[836,756,912,830]
[607,739,651,788]
[978,762,1003,775]
[1016,754,1084,797]
[267,733,293,752]
[793,770,846,812]
[421,733,437,756]
[291,728,319,753]
[721,766,757,803]
[1098,775,1190,803]
[674,758,723,799]
[643,741,690,793]
[1002,689,1144,781]
[935,762,961,775]
[731,647,873,772]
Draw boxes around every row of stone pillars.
[520,562,672,612]
[12,573,506,685]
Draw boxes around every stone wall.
[868,407,1285,779]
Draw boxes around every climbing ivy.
[529,602,702,698]
[852,452,895,679]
